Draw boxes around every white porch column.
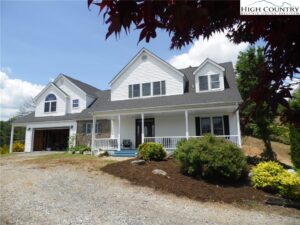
[185,110,189,139]
[141,113,144,144]
[9,125,14,153]
[236,108,242,147]
[118,114,121,151]
[91,116,96,150]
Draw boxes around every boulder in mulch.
[152,169,167,176]
[131,160,146,165]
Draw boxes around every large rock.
[131,160,146,165]
[152,169,167,176]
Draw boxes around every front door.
[136,118,155,148]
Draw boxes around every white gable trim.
[193,58,225,75]
[33,83,69,102]
[54,74,87,96]
[109,48,184,86]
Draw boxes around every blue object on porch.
[110,149,137,157]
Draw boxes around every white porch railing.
[144,135,239,150]
[94,138,118,150]
[144,136,187,150]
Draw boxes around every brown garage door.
[33,128,69,151]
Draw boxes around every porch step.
[111,150,137,157]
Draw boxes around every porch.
[91,105,242,152]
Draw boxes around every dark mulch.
[101,159,267,204]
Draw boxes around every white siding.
[35,85,67,117]
[56,78,87,114]
[24,121,77,152]
[195,62,225,93]
[155,114,186,137]
[111,53,184,101]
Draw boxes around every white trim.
[91,116,96,150]
[33,83,69,102]
[236,107,242,147]
[141,113,144,144]
[118,115,121,151]
[54,74,88,97]
[185,110,189,139]
[109,48,184,86]
[193,58,225,75]
[9,125,14,153]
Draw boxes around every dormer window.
[211,74,220,89]
[44,94,57,112]
[198,74,221,92]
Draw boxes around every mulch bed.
[101,159,267,204]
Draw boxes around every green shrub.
[290,125,300,169]
[68,145,91,154]
[13,141,24,152]
[138,142,167,161]
[251,161,300,199]
[0,145,9,154]
[174,135,246,180]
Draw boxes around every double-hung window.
[153,81,166,96]
[72,99,79,108]
[82,123,92,135]
[199,74,221,91]
[199,116,224,135]
[142,83,151,96]
[95,121,102,134]
[199,76,209,91]
[44,94,57,112]
[211,74,220,89]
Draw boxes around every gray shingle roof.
[62,74,101,97]
[13,61,242,124]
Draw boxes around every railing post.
[185,110,189,140]
[236,107,242,148]
[9,124,14,153]
[91,115,96,151]
[118,114,121,151]
[141,113,144,144]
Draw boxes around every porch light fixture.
[27,127,31,131]
[70,125,73,129]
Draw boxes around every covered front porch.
[91,104,242,152]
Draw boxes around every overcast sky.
[0,1,250,121]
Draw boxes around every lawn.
[242,136,291,165]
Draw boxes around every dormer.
[109,48,185,101]
[193,58,225,93]
[34,74,99,117]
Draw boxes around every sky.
[0,0,250,121]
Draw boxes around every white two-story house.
[11,48,242,154]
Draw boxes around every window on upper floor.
[44,94,57,112]
[198,74,221,92]
[72,99,79,108]
[142,83,151,96]
[153,80,166,96]
[128,81,165,98]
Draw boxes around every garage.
[33,128,69,151]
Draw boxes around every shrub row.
[68,145,91,154]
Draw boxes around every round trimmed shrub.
[138,142,167,161]
[13,141,24,152]
[251,161,300,199]
[174,135,246,180]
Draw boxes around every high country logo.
[240,0,300,15]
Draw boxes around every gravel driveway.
[0,153,299,225]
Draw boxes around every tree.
[289,88,300,168]
[236,47,276,160]
[88,0,300,126]
[17,97,35,117]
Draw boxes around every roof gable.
[33,83,69,102]
[193,58,225,75]
[54,74,101,97]
[109,48,184,86]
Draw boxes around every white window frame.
[44,94,57,113]
[72,99,79,108]
[128,80,166,99]
[82,123,92,135]
[95,121,102,134]
[198,74,222,92]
